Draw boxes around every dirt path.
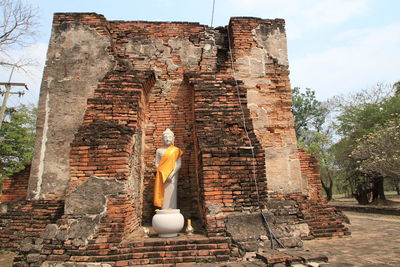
[304,211,400,266]
[0,251,15,267]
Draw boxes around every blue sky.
[1,0,400,106]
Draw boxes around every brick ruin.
[0,13,349,266]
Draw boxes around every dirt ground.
[304,211,400,266]
[0,250,15,267]
[332,192,400,206]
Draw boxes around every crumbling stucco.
[65,176,124,215]
[206,202,223,217]
[252,24,288,66]
[265,146,303,193]
[28,22,114,199]
[233,20,303,194]
[168,36,203,70]
[41,176,124,247]
[125,35,203,75]
[225,212,307,252]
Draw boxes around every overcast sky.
[1,0,399,106]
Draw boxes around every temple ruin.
[0,13,349,266]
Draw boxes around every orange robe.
[153,145,183,208]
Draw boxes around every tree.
[0,104,36,187]
[388,178,400,195]
[333,82,400,204]
[351,119,400,182]
[292,87,335,200]
[301,131,337,200]
[0,0,39,68]
[291,87,328,140]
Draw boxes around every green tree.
[0,104,36,187]
[301,130,337,200]
[291,87,328,140]
[292,87,335,200]
[333,82,400,204]
[351,119,400,183]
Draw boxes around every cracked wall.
[27,21,114,200]
[27,14,306,228]
[27,13,311,237]
[108,21,214,223]
[229,17,304,194]
[0,15,353,266]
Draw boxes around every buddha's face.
[163,133,174,146]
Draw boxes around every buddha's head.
[162,128,174,146]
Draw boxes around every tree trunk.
[354,187,369,205]
[371,176,386,201]
[354,191,369,205]
[354,184,370,205]
[321,176,333,201]
[395,181,400,195]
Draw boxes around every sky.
[1,0,400,107]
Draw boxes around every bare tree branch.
[0,0,39,47]
[0,0,39,70]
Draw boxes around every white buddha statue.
[153,128,183,210]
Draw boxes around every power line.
[226,27,285,250]
[211,0,216,27]
[0,66,29,128]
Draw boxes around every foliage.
[337,101,399,140]
[293,82,400,204]
[292,87,335,200]
[351,119,400,179]
[291,87,328,140]
[300,130,337,200]
[0,104,36,182]
[332,82,400,203]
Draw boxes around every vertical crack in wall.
[33,91,50,200]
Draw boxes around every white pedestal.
[152,209,184,238]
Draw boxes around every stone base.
[24,235,230,266]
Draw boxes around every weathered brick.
[0,13,349,266]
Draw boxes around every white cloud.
[290,22,400,99]
[229,0,370,39]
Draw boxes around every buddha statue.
[153,128,183,209]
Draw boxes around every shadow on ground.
[1,211,399,266]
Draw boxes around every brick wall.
[1,165,30,203]
[298,149,324,200]
[1,13,351,265]
[187,73,266,236]
[0,199,64,251]
[142,81,198,223]
[104,20,216,224]
[66,70,155,242]
[31,13,346,238]
[229,17,303,194]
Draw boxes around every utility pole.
[0,82,28,129]
[0,65,29,129]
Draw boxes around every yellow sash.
[153,145,183,208]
